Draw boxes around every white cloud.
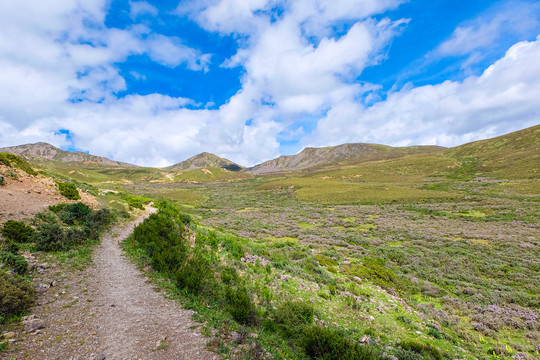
[2,0,538,169]
[130,1,158,20]
[434,0,540,66]
[307,36,540,149]
[146,34,212,70]
[0,0,210,116]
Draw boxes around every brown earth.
[0,166,98,222]
[3,208,219,360]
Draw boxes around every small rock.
[3,332,15,339]
[24,318,45,332]
[280,275,291,282]
[359,335,369,343]
[41,263,49,269]
[248,333,258,338]
[230,331,242,344]
[96,354,106,360]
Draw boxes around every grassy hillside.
[167,152,244,171]
[445,124,540,179]
[247,143,444,174]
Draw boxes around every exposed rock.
[241,254,271,266]
[3,332,15,339]
[230,331,243,344]
[280,274,291,282]
[359,335,370,343]
[24,318,45,332]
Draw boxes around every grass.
[7,125,539,360]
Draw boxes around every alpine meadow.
[1,1,539,360]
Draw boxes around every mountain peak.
[0,142,137,167]
[167,152,243,171]
[246,143,444,174]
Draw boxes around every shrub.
[273,300,314,337]
[0,252,28,275]
[300,326,378,360]
[427,326,442,339]
[0,239,19,253]
[33,219,66,252]
[394,348,423,360]
[221,266,239,285]
[225,286,256,325]
[221,236,245,260]
[1,220,35,243]
[58,202,91,224]
[57,182,81,200]
[399,340,442,360]
[126,197,145,210]
[175,252,215,295]
[345,257,402,291]
[85,208,114,237]
[0,175,4,186]
[48,203,67,213]
[132,212,188,274]
[0,272,36,322]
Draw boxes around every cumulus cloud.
[434,1,540,67]
[129,1,158,20]
[307,36,540,148]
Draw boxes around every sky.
[0,0,539,167]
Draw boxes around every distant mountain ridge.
[246,143,445,174]
[0,142,137,167]
[166,152,243,171]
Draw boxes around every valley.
[0,125,538,360]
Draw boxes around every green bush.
[399,340,442,360]
[1,220,35,243]
[48,203,67,213]
[58,202,91,224]
[224,286,256,325]
[300,326,378,360]
[221,266,239,285]
[221,236,245,260]
[0,252,28,275]
[0,272,36,322]
[0,175,4,186]
[84,208,114,238]
[0,239,19,253]
[175,252,215,295]
[394,348,423,360]
[131,212,188,274]
[273,300,314,337]
[345,257,402,291]
[33,218,66,252]
[57,182,81,200]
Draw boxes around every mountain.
[167,152,243,171]
[444,124,540,178]
[0,142,137,167]
[246,143,444,175]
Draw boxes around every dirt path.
[6,208,219,360]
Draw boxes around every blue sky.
[0,0,539,166]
